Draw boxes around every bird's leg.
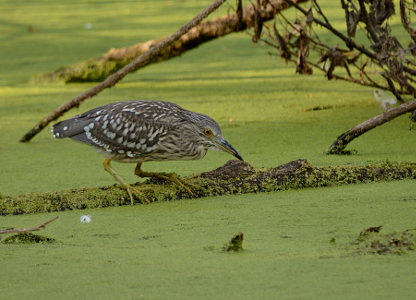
[103,158,151,205]
[134,163,194,195]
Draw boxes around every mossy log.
[34,0,307,83]
[1,159,416,216]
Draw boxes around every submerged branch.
[1,159,416,216]
[0,216,58,237]
[36,0,307,83]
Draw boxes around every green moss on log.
[1,159,416,216]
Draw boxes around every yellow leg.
[134,163,194,195]
[103,158,152,205]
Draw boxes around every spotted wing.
[52,101,178,157]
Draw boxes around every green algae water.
[1,181,416,299]
[1,0,416,298]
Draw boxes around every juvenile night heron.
[52,100,243,204]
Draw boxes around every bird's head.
[183,112,243,161]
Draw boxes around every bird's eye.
[203,129,212,136]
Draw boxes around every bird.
[374,89,397,111]
[52,100,243,204]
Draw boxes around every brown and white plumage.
[52,100,243,204]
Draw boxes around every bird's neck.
[192,145,208,160]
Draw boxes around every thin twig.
[283,0,377,59]
[357,0,380,43]
[305,59,388,90]
[383,75,405,103]
[312,0,331,27]
[0,216,59,237]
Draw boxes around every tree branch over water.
[35,0,306,83]
[259,0,416,154]
[0,216,58,238]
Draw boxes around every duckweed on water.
[353,227,416,255]
[2,233,56,244]
[1,1,416,298]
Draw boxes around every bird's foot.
[124,184,153,205]
[164,173,196,195]
[150,172,195,195]
[104,158,152,205]
[134,163,196,195]
[136,173,194,194]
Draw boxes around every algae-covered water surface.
[1,181,416,299]
[1,0,416,299]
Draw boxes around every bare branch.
[260,0,416,154]
[400,0,416,43]
[0,216,58,238]
[357,0,380,43]
[283,0,377,58]
[328,98,416,154]
[383,75,405,103]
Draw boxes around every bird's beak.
[214,137,244,161]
